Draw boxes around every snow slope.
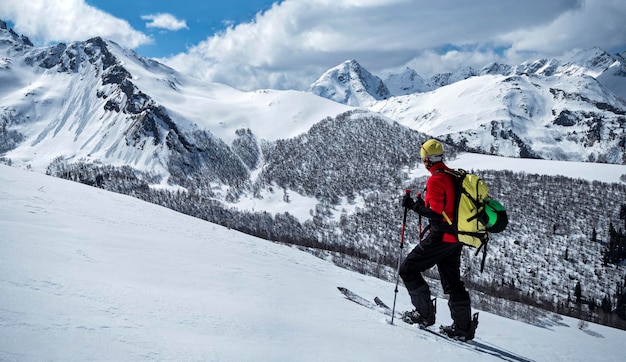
[446,153,626,184]
[109,43,355,144]
[1,164,625,361]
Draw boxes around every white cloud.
[141,13,188,31]
[402,48,506,77]
[2,0,625,92]
[0,0,151,48]
[164,0,623,91]
[500,0,626,60]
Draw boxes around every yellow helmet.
[420,139,444,159]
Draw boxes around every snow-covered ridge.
[307,54,626,164]
[369,73,626,163]
[311,49,626,101]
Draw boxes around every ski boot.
[402,298,436,328]
[440,312,479,341]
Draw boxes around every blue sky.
[84,0,280,58]
[1,0,625,91]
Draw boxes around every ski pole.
[416,192,423,242]
[391,189,411,325]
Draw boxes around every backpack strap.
[475,235,489,273]
[433,168,458,228]
[441,210,453,225]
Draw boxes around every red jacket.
[424,162,458,243]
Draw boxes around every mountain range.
[310,51,626,163]
[0,19,353,186]
[2,18,625,179]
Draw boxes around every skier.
[399,139,477,341]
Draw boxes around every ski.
[373,296,389,309]
[338,287,534,362]
[337,287,392,316]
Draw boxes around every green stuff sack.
[484,198,508,233]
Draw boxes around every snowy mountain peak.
[1,33,232,181]
[381,67,429,96]
[480,62,513,76]
[0,27,355,184]
[509,48,626,99]
[428,66,478,89]
[307,59,391,106]
[568,47,614,67]
[381,66,480,96]
[514,58,560,76]
[314,47,625,104]
[558,47,620,77]
[0,19,33,48]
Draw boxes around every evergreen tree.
[574,281,582,305]
[604,222,626,265]
[601,294,612,313]
[617,290,626,321]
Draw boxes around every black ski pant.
[399,231,472,330]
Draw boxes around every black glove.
[402,194,415,209]
[414,195,425,210]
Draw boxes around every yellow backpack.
[439,169,492,271]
